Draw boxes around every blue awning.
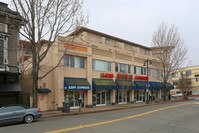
[134,81,148,89]
[161,82,174,89]
[116,80,136,89]
[64,77,91,90]
[37,88,51,93]
[92,79,118,90]
[149,82,164,90]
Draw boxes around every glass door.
[96,90,107,106]
[118,89,127,104]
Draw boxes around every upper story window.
[145,49,150,55]
[92,59,111,72]
[149,68,158,76]
[134,66,146,75]
[0,37,3,64]
[64,55,85,69]
[115,63,131,73]
[172,72,178,78]
[105,38,110,45]
[185,71,191,76]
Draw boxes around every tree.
[151,22,188,101]
[12,0,88,107]
[177,73,192,97]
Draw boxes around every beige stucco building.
[21,27,173,111]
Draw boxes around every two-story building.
[21,27,173,111]
[0,2,24,106]
[171,65,199,96]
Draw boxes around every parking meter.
[78,98,82,112]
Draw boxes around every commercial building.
[171,65,199,96]
[0,2,24,106]
[21,27,173,111]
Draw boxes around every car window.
[0,106,25,113]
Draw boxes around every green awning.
[92,79,118,89]
[116,80,136,89]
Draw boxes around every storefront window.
[115,63,131,73]
[92,59,112,72]
[64,55,85,69]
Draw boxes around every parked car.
[171,91,183,98]
[0,105,42,125]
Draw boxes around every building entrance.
[135,90,145,102]
[66,91,84,108]
[93,90,110,106]
[116,89,130,104]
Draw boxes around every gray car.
[0,105,42,125]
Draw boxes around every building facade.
[21,27,173,111]
[0,2,24,106]
[171,65,199,96]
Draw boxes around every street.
[0,100,199,133]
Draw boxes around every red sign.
[116,74,133,80]
[101,73,114,78]
[134,76,147,80]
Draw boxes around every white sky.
[2,0,199,66]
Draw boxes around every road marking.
[45,103,190,133]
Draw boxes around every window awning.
[64,77,91,90]
[161,82,174,89]
[0,83,22,92]
[116,80,136,89]
[134,81,148,90]
[37,88,51,93]
[92,79,118,90]
[149,82,164,90]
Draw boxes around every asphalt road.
[1,100,199,133]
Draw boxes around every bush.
[155,97,160,103]
[183,96,188,100]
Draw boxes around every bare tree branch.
[151,22,188,101]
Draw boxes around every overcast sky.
[2,0,199,67]
[83,0,199,67]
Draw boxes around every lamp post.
[144,59,152,104]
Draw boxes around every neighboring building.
[171,65,199,96]
[0,2,24,106]
[21,27,173,111]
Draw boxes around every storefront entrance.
[116,89,130,104]
[93,89,111,106]
[134,90,145,102]
[66,91,84,108]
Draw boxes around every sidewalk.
[41,102,157,119]
[41,98,196,119]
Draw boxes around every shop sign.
[116,74,133,80]
[101,73,114,78]
[134,76,147,80]
[64,43,87,52]
[67,85,91,90]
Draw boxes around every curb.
[41,99,195,119]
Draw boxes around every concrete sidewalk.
[41,102,159,119]
[40,97,197,119]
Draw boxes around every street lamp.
[144,59,152,104]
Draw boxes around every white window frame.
[105,38,110,45]
[64,55,85,69]
[116,63,131,74]
[92,59,111,72]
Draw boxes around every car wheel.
[24,115,34,123]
